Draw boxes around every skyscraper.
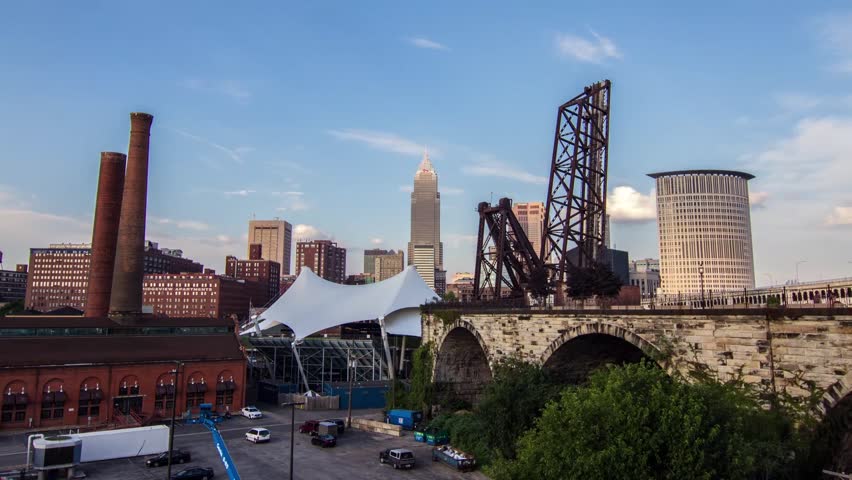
[295,240,346,284]
[648,169,756,295]
[408,151,442,287]
[512,202,545,254]
[248,219,292,276]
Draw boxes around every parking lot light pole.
[281,401,304,480]
[167,361,183,480]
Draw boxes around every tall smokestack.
[84,152,126,317]
[109,112,153,317]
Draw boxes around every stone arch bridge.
[422,307,852,417]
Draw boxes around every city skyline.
[1,3,852,284]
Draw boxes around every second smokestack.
[85,152,126,317]
[109,112,153,317]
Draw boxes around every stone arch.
[540,322,663,384]
[432,320,492,406]
[815,373,852,471]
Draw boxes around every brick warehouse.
[0,113,247,431]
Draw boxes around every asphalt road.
[0,407,489,479]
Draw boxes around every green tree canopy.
[527,266,554,301]
[566,261,622,300]
[489,361,803,480]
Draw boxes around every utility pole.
[166,361,182,480]
[347,351,354,429]
[698,261,705,309]
[281,401,304,480]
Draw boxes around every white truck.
[28,425,169,465]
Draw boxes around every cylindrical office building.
[647,170,755,295]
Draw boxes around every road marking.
[175,422,294,438]
[0,451,25,457]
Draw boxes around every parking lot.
[0,406,489,479]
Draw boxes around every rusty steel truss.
[541,80,612,283]
[473,198,545,301]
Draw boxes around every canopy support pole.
[378,316,395,382]
[398,335,407,375]
[291,341,311,393]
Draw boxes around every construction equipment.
[190,403,241,480]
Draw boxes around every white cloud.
[0,208,91,265]
[179,78,251,102]
[462,158,548,185]
[294,224,332,241]
[554,30,621,64]
[224,189,256,197]
[406,36,449,51]
[171,128,250,164]
[215,234,231,243]
[826,206,852,226]
[370,238,384,245]
[607,186,656,223]
[327,129,429,156]
[399,185,414,193]
[774,92,823,112]
[150,216,210,231]
[749,191,769,208]
[814,13,852,73]
[271,191,304,197]
[442,186,464,195]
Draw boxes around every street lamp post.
[166,361,183,480]
[281,401,305,480]
[347,353,354,429]
[698,262,705,309]
[795,260,807,284]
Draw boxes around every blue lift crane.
[186,403,241,480]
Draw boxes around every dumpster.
[432,445,476,472]
[386,409,423,430]
[426,429,449,446]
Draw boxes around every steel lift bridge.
[473,80,613,303]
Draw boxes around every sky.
[1,2,851,285]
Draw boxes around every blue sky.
[1,2,851,284]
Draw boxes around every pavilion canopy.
[251,266,439,340]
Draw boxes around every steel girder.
[541,80,612,283]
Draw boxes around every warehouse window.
[215,373,236,408]
[185,374,207,410]
[2,382,28,424]
[41,381,66,420]
[77,379,103,420]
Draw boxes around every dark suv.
[171,467,214,480]
[146,450,192,468]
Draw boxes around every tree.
[527,266,554,303]
[0,300,24,317]
[441,291,458,303]
[488,361,805,480]
[566,262,622,301]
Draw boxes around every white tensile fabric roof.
[253,265,439,340]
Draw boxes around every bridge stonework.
[423,308,852,414]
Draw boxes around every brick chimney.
[109,112,153,317]
[85,152,126,317]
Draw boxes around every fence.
[278,393,339,410]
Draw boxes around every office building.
[0,265,28,303]
[374,250,404,282]
[143,272,263,320]
[629,269,661,298]
[648,170,756,295]
[407,151,442,275]
[225,255,281,306]
[412,244,436,288]
[25,242,204,313]
[512,202,546,254]
[248,219,292,275]
[435,269,446,295]
[631,258,660,273]
[364,249,403,277]
[296,240,346,283]
[344,274,375,285]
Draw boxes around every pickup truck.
[379,448,415,470]
[432,445,476,472]
[299,419,321,435]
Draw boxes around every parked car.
[323,418,346,434]
[310,434,337,448]
[146,450,192,468]
[379,448,416,469]
[299,419,321,435]
[171,466,214,480]
[245,427,271,443]
[240,406,263,419]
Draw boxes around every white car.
[245,427,271,443]
[241,406,263,419]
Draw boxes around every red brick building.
[0,316,245,430]
[225,255,280,306]
[143,273,265,321]
[295,240,346,284]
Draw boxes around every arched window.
[41,379,65,420]
[847,288,852,298]
[117,376,140,396]
[186,372,207,410]
[215,372,237,409]
[154,373,176,415]
[78,377,103,421]
[841,289,846,299]
[2,381,29,424]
